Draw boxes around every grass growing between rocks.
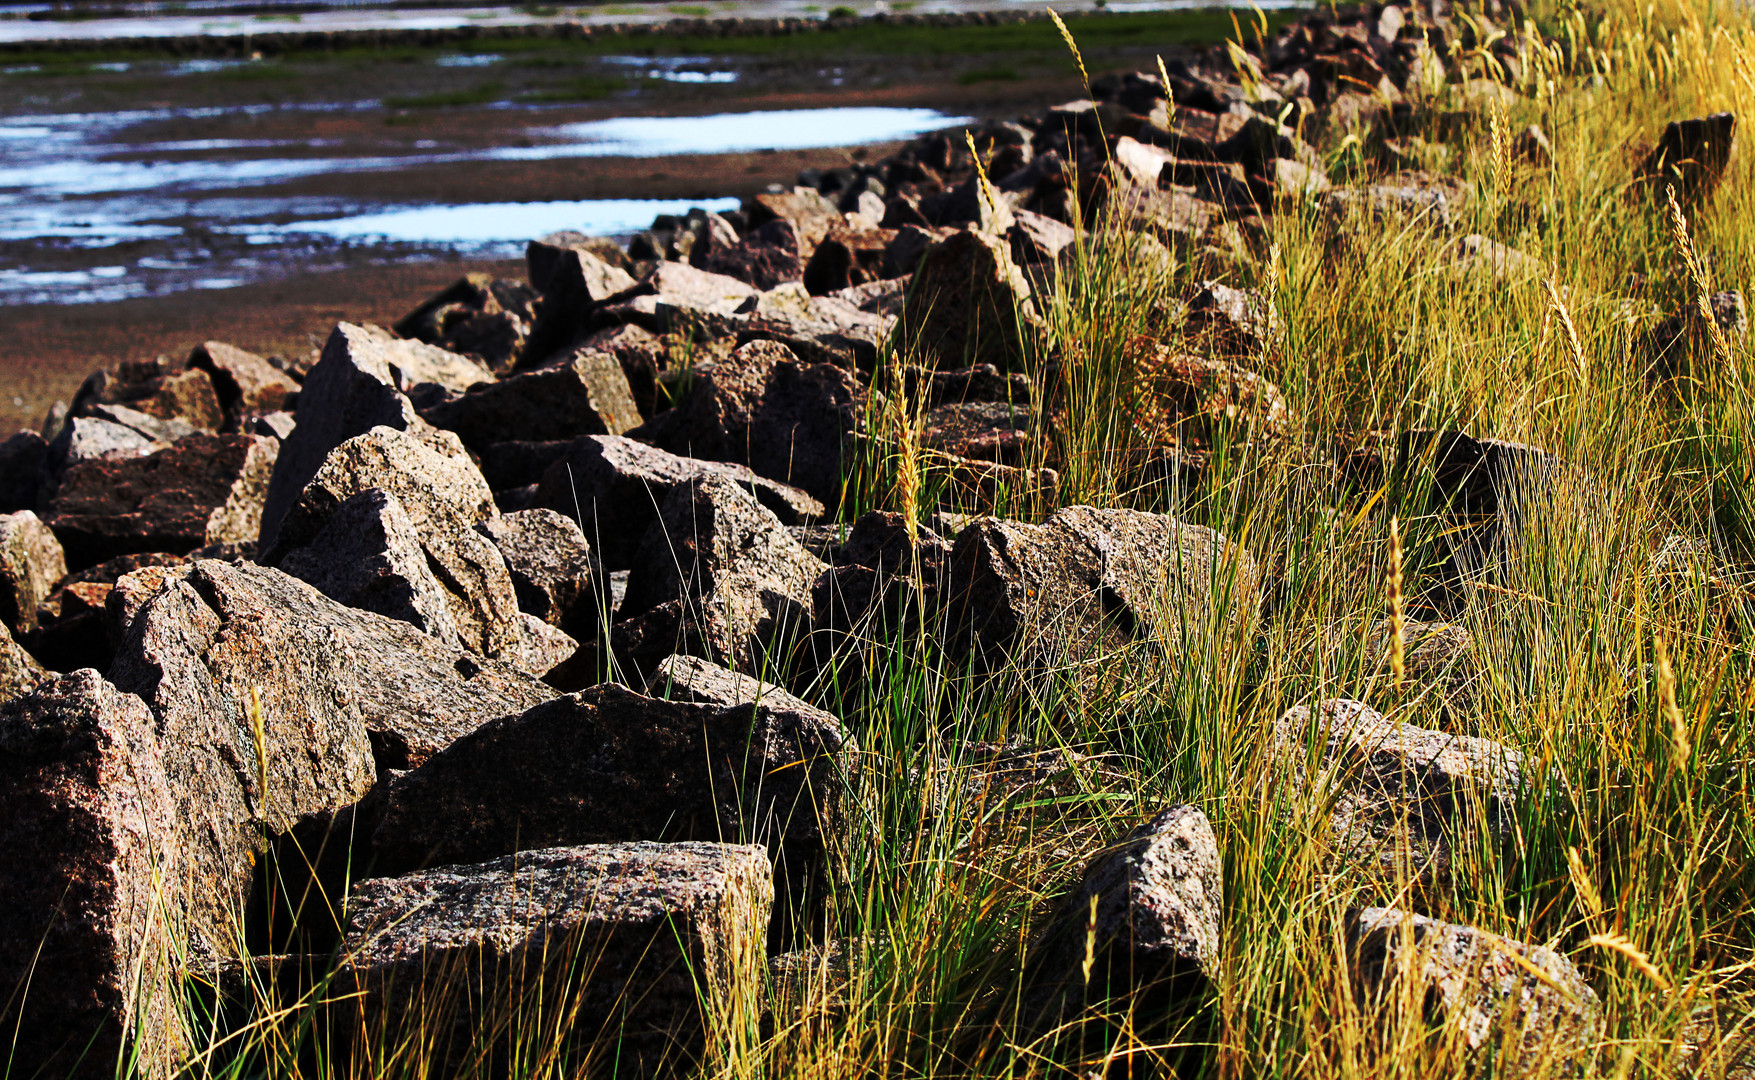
[73,0,1755,1076]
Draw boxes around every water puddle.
[525,106,960,157]
[237,197,743,245]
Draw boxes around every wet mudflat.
[0,7,1288,431]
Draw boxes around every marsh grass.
[24,0,1755,1075]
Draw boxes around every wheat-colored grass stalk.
[1156,54,1177,129]
[1047,8,1089,95]
[1655,636,1691,768]
[1666,183,1737,376]
[1543,275,1589,389]
[1589,932,1673,991]
[1387,516,1406,691]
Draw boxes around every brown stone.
[187,341,300,425]
[71,359,224,434]
[421,346,641,447]
[901,228,1043,370]
[0,510,66,636]
[47,434,278,571]
[1641,112,1736,206]
[0,671,183,1079]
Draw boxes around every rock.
[419,527,525,660]
[1130,340,1291,450]
[0,511,66,636]
[921,401,1033,464]
[1271,700,1523,881]
[0,623,44,703]
[278,489,464,648]
[529,435,824,571]
[0,671,183,1079]
[81,402,204,445]
[1322,179,1456,231]
[187,341,300,427]
[518,614,578,675]
[371,680,850,886]
[629,340,862,506]
[1513,123,1555,168]
[109,560,554,801]
[947,505,1259,674]
[1641,112,1736,206]
[1007,207,1078,268]
[47,417,167,477]
[257,323,430,552]
[1345,907,1601,1071]
[420,346,641,448]
[263,426,496,564]
[706,218,806,289]
[0,431,48,514]
[616,476,826,677]
[1182,280,1284,357]
[746,188,844,263]
[1023,806,1222,1025]
[913,363,1034,407]
[567,322,669,416]
[71,359,224,434]
[631,260,762,316]
[901,228,1042,369]
[21,554,187,674]
[522,245,642,364]
[479,508,599,638]
[1322,619,1477,707]
[250,411,296,440]
[341,843,770,1070]
[390,274,537,371]
[1646,289,1748,380]
[46,434,278,571]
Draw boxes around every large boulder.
[1023,805,1222,1027]
[529,435,823,571]
[1271,700,1523,882]
[420,347,641,448]
[0,623,44,703]
[257,322,431,552]
[614,476,826,677]
[46,434,278,571]
[371,680,851,887]
[342,843,771,1071]
[0,510,66,636]
[946,505,1259,673]
[1345,908,1601,1072]
[1128,341,1291,451]
[629,340,862,506]
[0,671,183,1079]
[70,358,224,434]
[0,431,48,514]
[102,556,549,963]
[1640,111,1736,206]
[900,228,1042,369]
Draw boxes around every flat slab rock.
[47,433,277,571]
[371,676,851,878]
[1271,699,1523,881]
[0,671,183,1079]
[1346,907,1601,1072]
[343,842,771,1065]
[530,435,823,572]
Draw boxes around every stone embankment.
[0,0,1741,1073]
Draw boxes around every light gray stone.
[0,510,66,636]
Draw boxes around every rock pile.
[0,0,1690,1070]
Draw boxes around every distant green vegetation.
[516,74,626,102]
[384,81,506,108]
[956,64,1021,85]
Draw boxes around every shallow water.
[0,100,968,304]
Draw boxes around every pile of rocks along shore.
[0,0,1742,1075]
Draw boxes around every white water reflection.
[528,106,964,157]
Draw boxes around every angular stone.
[0,623,43,703]
[420,526,525,661]
[634,260,761,315]
[0,431,48,515]
[519,614,578,676]
[371,679,848,882]
[391,274,538,372]
[47,417,166,477]
[947,505,1259,672]
[0,671,183,1079]
[421,347,641,448]
[81,402,203,446]
[71,360,223,434]
[530,435,824,571]
[618,476,826,675]
[1024,806,1222,1025]
[629,340,861,506]
[521,245,641,365]
[480,508,598,638]
[47,434,278,571]
[109,560,554,807]
[0,510,66,636]
[342,842,770,1069]
[263,426,496,564]
[1130,341,1291,449]
[279,489,463,648]
[1641,111,1736,206]
[704,218,805,290]
[901,228,1042,369]
[187,341,300,426]
[747,188,843,263]
[921,401,1032,464]
[258,323,429,552]
[1345,908,1601,1072]
[22,554,187,674]
[915,363,1034,408]
[1182,280,1284,357]
[1271,700,1524,880]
